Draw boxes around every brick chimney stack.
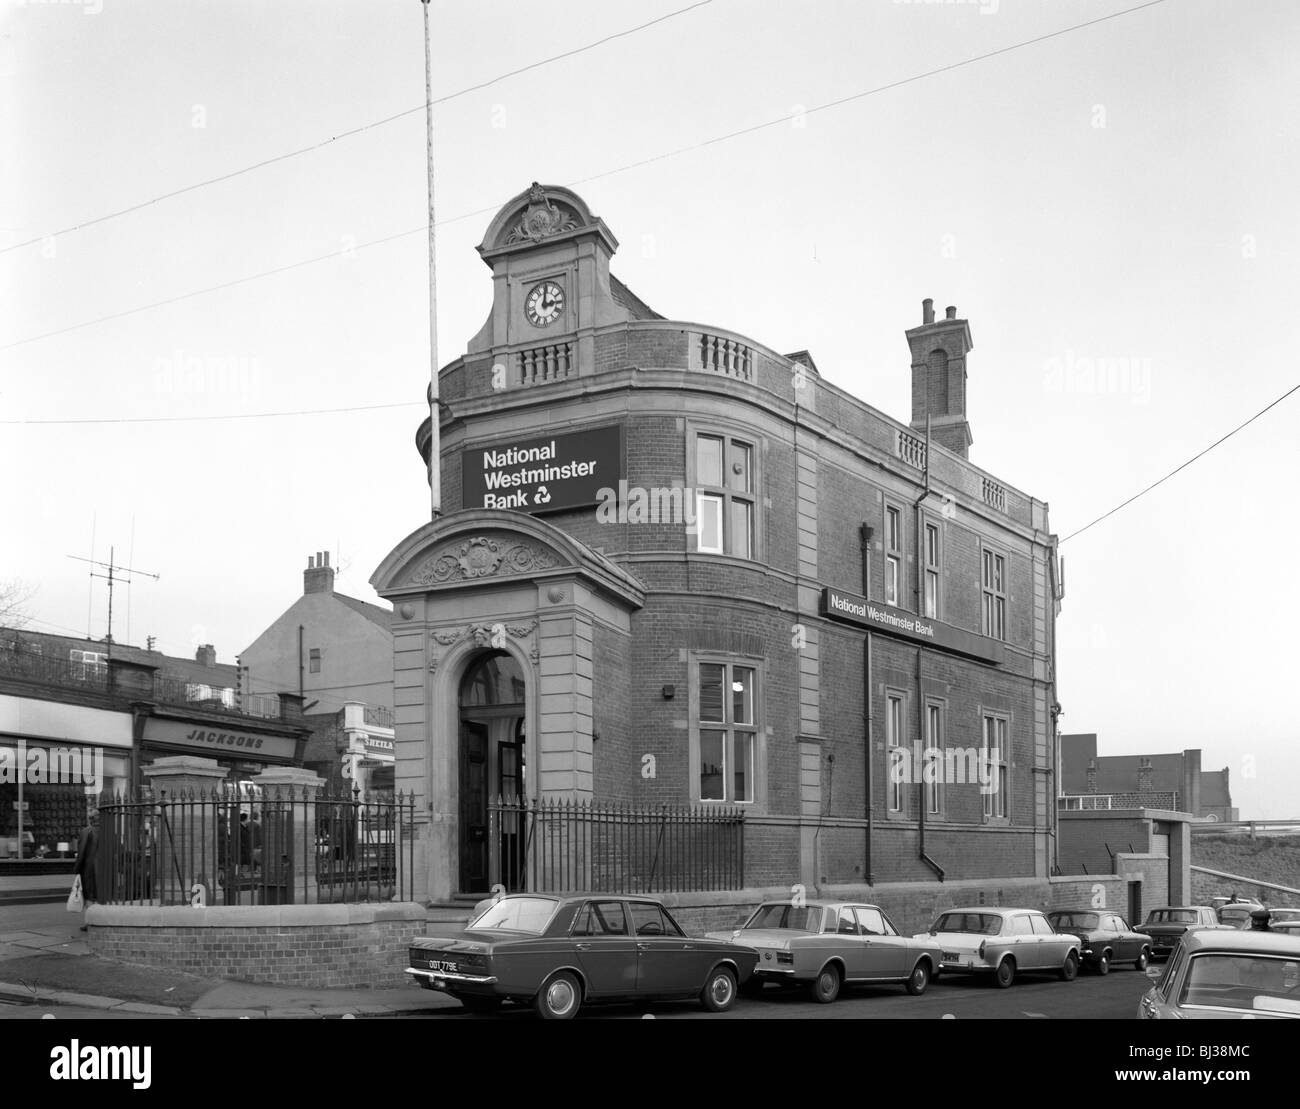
[906,297,974,459]
[304,551,335,595]
[195,644,217,667]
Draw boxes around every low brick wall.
[86,903,426,988]
[639,874,1127,938]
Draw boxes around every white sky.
[2,0,1296,817]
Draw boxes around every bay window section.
[697,661,756,803]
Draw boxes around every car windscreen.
[1148,910,1198,924]
[932,912,1002,935]
[1049,912,1098,930]
[745,904,822,932]
[469,897,559,934]
[1179,953,1300,1014]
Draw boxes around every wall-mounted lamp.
[661,685,675,700]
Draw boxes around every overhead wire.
[1,0,1170,355]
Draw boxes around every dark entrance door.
[458,651,526,895]
[458,721,489,893]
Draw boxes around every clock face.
[525,280,565,328]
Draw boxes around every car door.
[1006,913,1038,967]
[629,901,701,996]
[571,900,638,998]
[830,905,868,979]
[854,906,908,980]
[1030,911,1065,966]
[1108,915,1133,960]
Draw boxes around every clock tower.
[467,183,647,384]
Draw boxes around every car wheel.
[1095,951,1110,976]
[809,964,841,1004]
[1060,951,1079,982]
[906,960,931,996]
[700,966,738,1012]
[1135,947,1150,972]
[458,995,502,1014]
[994,958,1015,988]
[534,971,581,1020]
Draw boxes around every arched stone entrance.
[370,509,644,904]
[457,649,525,893]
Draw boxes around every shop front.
[0,693,133,876]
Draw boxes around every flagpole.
[422,0,442,520]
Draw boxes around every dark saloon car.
[1134,906,1225,960]
[406,894,758,1019]
[1046,910,1151,974]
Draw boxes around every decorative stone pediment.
[477,183,614,260]
[407,533,564,587]
[505,182,579,244]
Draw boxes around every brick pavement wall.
[89,904,425,988]
[664,875,1126,938]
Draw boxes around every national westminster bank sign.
[820,587,1004,665]
[463,425,624,513]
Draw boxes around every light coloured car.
[1138,926,1300,1019]
[917,907,1081,988]
[705,900,942,1003]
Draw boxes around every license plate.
[942,952,959,962]
[426,959,457,973]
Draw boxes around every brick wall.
[89,904,426,988]
[664,875,1127,938]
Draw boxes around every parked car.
[1046,909,1151,974]
[704,900,942,1003]
[1218,902,1268,930]
[917,907,1081,988]
[405,894,758,1019]
[1210,894,1264,912]
[1134,906,1226,959]
[1138,926,1300,1019]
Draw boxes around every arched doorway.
[458,650,526,893]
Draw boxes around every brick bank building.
[372,184,1066,910]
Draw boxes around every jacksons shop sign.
[820,587,1004,665]
[463,425,624,514]
[143,719,300,763]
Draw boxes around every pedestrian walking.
[72,807,101,932]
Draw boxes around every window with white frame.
[886,692,905,813]
[982,548,1006,640]
[924,522,941,619]
[697,661,757,803]
[926,701,943,815]
[982,714,1009,820]
[694,433,755,558]
[68,649,106,681]
[885,505,902,606]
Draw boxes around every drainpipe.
[298,625,304,700]
[915,418,944,881]
[860,523,873,886]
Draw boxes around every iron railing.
[488,796,745,894]
[0,647,109,692]
[96,787,415,907]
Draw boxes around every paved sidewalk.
[0,901,462,1019]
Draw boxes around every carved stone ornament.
[410,536,560,586]
[506,182,578,244]
[429,620,540,672]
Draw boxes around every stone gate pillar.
[141,756,228,907]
